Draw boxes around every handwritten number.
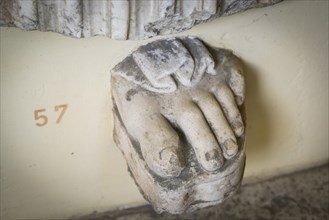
[34,104,68,127]
[55,104,68,124]
[34,109,48,127]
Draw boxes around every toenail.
[223,139,238,158]
[159,148,182,176]
[233,120,244,137]
[203,149,223,172]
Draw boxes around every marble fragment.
[111,36,246,213]
[0,0,282,40]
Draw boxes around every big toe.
[136,114,184,178]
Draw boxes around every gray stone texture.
[111,37,246,214]
[0,0,283,40]
[72,163,329,220]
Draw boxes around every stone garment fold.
[113,36,216,93]
[0,0,282,40]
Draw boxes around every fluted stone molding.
[111,36,246,213]
[0,0,282,40]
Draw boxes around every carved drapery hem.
[0,0,282,40]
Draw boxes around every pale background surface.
[1,1,328,219]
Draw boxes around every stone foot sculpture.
[111,36,246,214]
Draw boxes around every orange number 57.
[34,104,68,127]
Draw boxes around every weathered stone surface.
[111,36,246,213]
[72,164,329,220]
[0,0,283,40]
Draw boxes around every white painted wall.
[1,1,328,219]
